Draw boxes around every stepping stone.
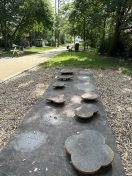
[65,130,114,174]
[53,82,65,88]
[60,68,73,74]
[46,95,65,104]
[75,104,98,118]
[81,92,98,100]
[57,75,73,80]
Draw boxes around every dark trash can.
[75,43,79,52]
[67,46,69,49]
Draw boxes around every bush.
[12,35,29,48]
[121,34,132,58]
[98,34,132,58]
[0,38,5,48]
[98,38,111,55]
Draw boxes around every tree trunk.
[108,25,121,56]
[83,17,86,51]
[28,34,32,47]
[102,16,107,43]
[57,0,60,47]
[74,34,75,46]
[57,30,60,47]
[54,30,57,47]
[3,33,10,51]
[0,21,9,51]
[108,8,122,56]
[54,0,57,47]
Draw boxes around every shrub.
[98,38,111,55]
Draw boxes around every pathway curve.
[0,48,66,82]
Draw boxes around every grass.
[0,46,54,57]
[39,50,132,76]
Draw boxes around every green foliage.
[120,33,132,58]
[12,34,30,47]
[98,37,112,55]
[98,34,132,58]
[65,0,132,57]
[0,0,54,50]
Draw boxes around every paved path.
[0,48,66,82]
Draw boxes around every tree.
[68,0,103,50]
[105,0,132,56]
[0,0,54,50]
[66,0,132,56]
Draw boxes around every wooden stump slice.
[53,82,65,88]
[57,75,73,80]
[46,95,65,104]
[75,104,98,118]
[81,92,98,100]
[65,130,114,174]
[60,68,73,74]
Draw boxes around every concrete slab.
[0,69,126,176]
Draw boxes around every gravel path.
[0,67,131,175]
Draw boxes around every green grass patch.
[25,46,54,53]
[40,50,132,76]
[0,46,54,57]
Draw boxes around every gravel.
[0,67,131,175]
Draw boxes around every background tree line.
[61,0,132,57]
[0,0,131,58]
[0,0,54,50]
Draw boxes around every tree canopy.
[61,0,132,57]
[0,0,54,50]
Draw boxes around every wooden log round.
[60,68,73,74]
[57,75,73,80]
[75,104,98,118]
[46,95,65,104]
[65,130,114,174]
[81,92,98,100]
[53,82,65,88]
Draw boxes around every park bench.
[12,45,24,57]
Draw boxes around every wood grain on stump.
[46,95,65,104]
[65,130,114,174]
[81,92,98,100]
[60,68,73,74]
[75,104,98,118]
[57,75,73,80]
[53,82,65,88]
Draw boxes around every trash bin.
[75,43,79,52]
[67,46,69,49]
